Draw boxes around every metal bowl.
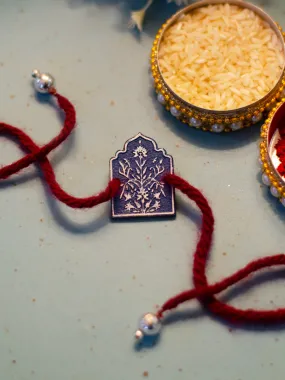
[150,0,285,132]
[260,100,285,206]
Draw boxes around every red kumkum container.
[260,100,285,206]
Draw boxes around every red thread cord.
[159,174,285,324]
[0,93,120,207]
[1,91,285,326]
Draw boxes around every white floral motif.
[125,202,135,211]
[133,146,147,158]
[124,192,132,201]
[119,143,166,214]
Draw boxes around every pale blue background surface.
[1,0,285,379]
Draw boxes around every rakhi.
[1,70,285,345]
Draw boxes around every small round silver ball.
[135,330,144,341]
[33,72,55,94]
[31,69,40,79]
[138,313,162,337]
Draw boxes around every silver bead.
[31,69,40,79]
[170,106,181,118]
[135,330,144,341]
[189,117,202,128]
[252,113,263,124]
[135,313,162,340]
[262,173,270,186]
[32,69,55,94]
[157,93,166,105]
[211,123,224,133]
[270,186,279,198]
[230,121,243,131]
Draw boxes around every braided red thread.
[0,92,121,207]
[158,174,285,324]
[1,91,285,326]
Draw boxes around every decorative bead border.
[150,21,285,133]
[259,100,285,206]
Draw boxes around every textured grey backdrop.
[0,0,285,379]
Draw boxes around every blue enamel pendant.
[110,133,175,218]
